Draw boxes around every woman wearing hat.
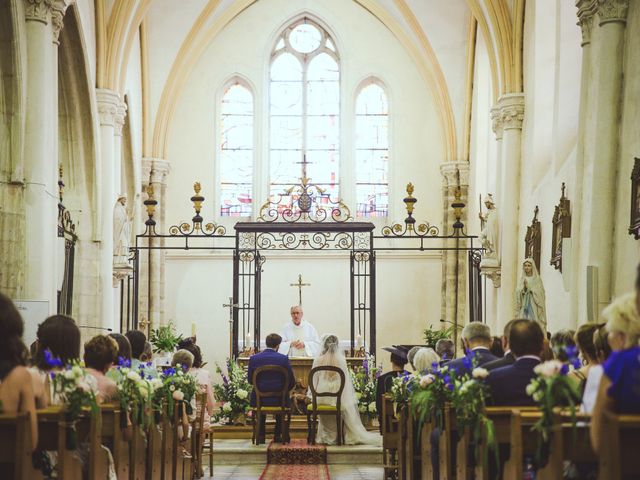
[375,346,409,431]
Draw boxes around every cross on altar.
[223,297,239,357]
[290,274,310,305]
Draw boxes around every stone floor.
[202,464,384,479]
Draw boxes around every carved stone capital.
[496,93,525,131]
[51,0,73,43]
[480,262,501,288]
[24,0,54,24]
[490,106,504,140]
[597,0,629,25]
[96,88,120,127]
[114,101,127,137]
[576,0,598,45]
[142,157,171,187]
[440,161,470,187]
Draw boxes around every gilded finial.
[144,185,157,226]
[190,181,205,230]
[403,182,417,230]
[194,182,201,195]
[58,164,65,204]
[406,183,414,196]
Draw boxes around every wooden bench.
[382,395,400,479]
[398,403,421,480]
[0,411,39,479]
[598,410,640,480]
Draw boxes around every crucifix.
[290,274,310,305]
[222,297,239,358]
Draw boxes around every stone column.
[96,88,120,330]
[570,0,598,323]
[440,161,470,334]
[142,158,171,330]
[113,101,127,195]
[490,106,504,203]
[496,93,525,328]
[23,0,56,309]
[581,0,629,317]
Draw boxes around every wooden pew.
[101,404,131,479]
[36,406,83,480]
[0,411,40,479]
[74,406,108,479]
[419,418,435,480]
[398,402,421,480]
[147,408,163,480]
[160,404,175,480]
[130,419,148,480]
[438,404,456,480]
[381,395,400,480]
[598,410,640,480]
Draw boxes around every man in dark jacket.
[486,319,544,406]
[444,322,498,376]
[248,333,295,442]
[484,319,518,371]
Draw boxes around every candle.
[191,322,196,336]
[246,331,253,345]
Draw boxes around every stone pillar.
[495,93,525,328]
[581,0,629,317]
[440,161,470,335]
[96,88,120,330]
[23,0,56,309]
[570,0,598,324]
[113,101,127,194]
[490,106,504,203]
[142,157,171,330]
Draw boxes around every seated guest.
[84,335,119,403]
[179,340,215,431]
[376,347,409,430]
[407,346,422,371]
[126,330,158,378]
[550,329,576,361]
[435,339,455,364]
[247,334,295,443]
[490,336,504,358]
[413,348,440,374]
[0,293,38,448]
[445,322,497,376]
[140,341,153,363]
[581,324,612,414]
[30,314,81,406]
[484,319,518,371]
[171,349,194,371]
[109,333,132,363]
[591,291,640,453]
[486,319,544,406]
[569,323,602,392]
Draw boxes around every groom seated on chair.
[248,333,295,443]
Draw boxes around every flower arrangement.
[153,364,198,418]
[114,358,162,427]
[212,359,252,424]
[149,322,184,354]
[389,372,419,414]
[526,346,582,467]
[349,356,380,418]
[410,363,454,430]
[450,367,497,466]
[46,351,99,448]
[423,325,453,349]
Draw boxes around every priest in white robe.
[279,305,321,357]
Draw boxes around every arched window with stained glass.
[219,81,254,216]
[269,19,340,207]
[355,81,389,217]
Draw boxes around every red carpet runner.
[259,439,331,480]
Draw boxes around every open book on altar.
[239,338,367,356]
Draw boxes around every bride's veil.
[311,334,381,445]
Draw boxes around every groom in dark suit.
[248,333,295,443]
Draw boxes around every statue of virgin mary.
[514,258,547,328]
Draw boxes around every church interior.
[1,0,640,478]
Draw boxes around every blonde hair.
[603,292,640,348]
[413,348,440,373]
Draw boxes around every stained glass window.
[355,82,389,217]
[269,20,340,208]
[219,83,254,216]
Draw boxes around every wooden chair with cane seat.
[306,366,345,446]
[251,365,292,445]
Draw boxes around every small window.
[219,83,254,216]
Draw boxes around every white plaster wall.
[612,2,640,297]
[518,0,582,329]
[162,0,446,375]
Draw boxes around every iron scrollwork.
[168,182,226,237]
[258,177,352,223]
[254,231,355,250]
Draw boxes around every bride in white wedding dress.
[310,334,382,446]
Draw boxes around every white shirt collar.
[515,355,540,361]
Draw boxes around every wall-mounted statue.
[479,194,499,267]
[113,194,132,266]
[514,258,547,329]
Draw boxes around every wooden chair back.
[253,366,292,409]
[308,366,345,412]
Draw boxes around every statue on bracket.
[113,194,132,267]
[551,183,571,271]
[479,194,499,267]
[514,258,547,330]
